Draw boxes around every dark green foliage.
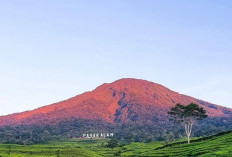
[106,138,118,148]
[0,125,52,144]
[168,103,208,123]
[168,103,208,143]
[162,132,175,145]
[0,115,232,145]
[55,150,60,157]
[0,119,114,144]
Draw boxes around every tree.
[168,103,208,144]
[106,138,118,148]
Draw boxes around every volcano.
[0,78,232,127]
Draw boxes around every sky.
[0,0,232,116]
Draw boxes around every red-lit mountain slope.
[0,78,231,126]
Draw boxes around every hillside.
[134,131,232,156]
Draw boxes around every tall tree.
[168,103,208,144]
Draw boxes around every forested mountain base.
[0,117,232,145]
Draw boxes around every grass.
[0,140,103,157]
[138,131,232,157]
[0,131,232,157]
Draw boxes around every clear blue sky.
[0,0,232,116]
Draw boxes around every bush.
[106,138,118,148]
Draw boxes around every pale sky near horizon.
[0,0,232,116]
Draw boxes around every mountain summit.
[0,78,231,127]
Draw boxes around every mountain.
[0,78,232,143]
[0,78,231,126]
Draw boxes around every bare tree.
[168,103,208,144]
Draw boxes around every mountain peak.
[95,78,171,96]
[110,78,163,88]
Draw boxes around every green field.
[0,131,232,157]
